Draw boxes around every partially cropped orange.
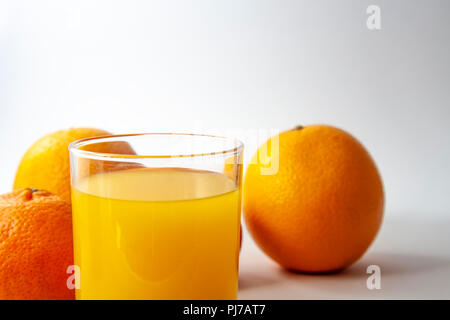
[244,125,384,273]
[0,189,74,300]
[13,128,134,204]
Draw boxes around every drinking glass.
[69,133,243,299]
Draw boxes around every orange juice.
[71,167,241,300]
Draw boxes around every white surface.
[239,216,450,299]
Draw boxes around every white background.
[1,0,449,218]
[1,0,450,298]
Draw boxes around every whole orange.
[13,128,134,204]
[243,125,384,273]
[0,188,74,299]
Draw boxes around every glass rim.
[68,132,244,160]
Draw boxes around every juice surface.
[71,167,241,300]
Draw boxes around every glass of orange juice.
[69,133,243,300]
